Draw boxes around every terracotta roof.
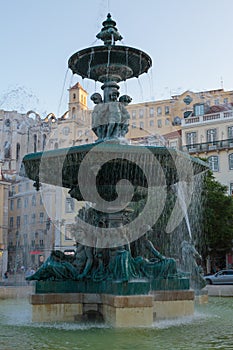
[69,82,88,94]
[163,130,181,139]
[206,103,233,114]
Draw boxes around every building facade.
[1,84,233,273]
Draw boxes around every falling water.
[107,46,111,79]
[57,68,69,116]
[87,48,95,79]
[175,181,192,241]
[137,77,144,101]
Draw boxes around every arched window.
[54,142,59,149]
[34,134,37,153]
[208,155,219,172]
[42,134,47,150]
[72,107,76,119]
[4,141,11,159]
[16,143,20,161]
[229,153,233,170]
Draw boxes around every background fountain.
[20,14,207,327]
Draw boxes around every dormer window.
[194,103,204,116]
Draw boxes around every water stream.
[0,297,232,349]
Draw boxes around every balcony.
[182,111,233,126]
[183,138,233,154]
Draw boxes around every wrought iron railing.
[183,138,233,153]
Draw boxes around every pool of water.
[0,297,232,350]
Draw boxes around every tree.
[200,169,233,270]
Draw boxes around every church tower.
[68,82,88,118]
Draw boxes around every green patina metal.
[22,14,207,294]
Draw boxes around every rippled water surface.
[0,297,232,350]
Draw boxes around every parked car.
[204,269,233,285]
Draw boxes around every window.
[10,199,14,211]
[214,99,220,105]
[224,98,228,104]
[170,141,177,149]
[186,132,197,146]
[16,143,20,161]
[26,182,30,191]
[42,134,47,150]
[24,197,28,208]
[132,110,136,119]
[34,134,37,153]
[10,217,14,228]
[194,104,204,116]
[17,198,21,209]
[228,126,233,139]
[40,196,43,205]
[62,127,70,135]
[229,154,233,170]
[132,122,136,128]
[73,93,76,100]
[4,141,11,158]
[207,129,217,143]
[208,156,219,172]
[39,239,44,247]
[31,213,36,224]
[39,212,44,223]
[139,121,144,130]
[32,195,36,206]
[65,198,74,213]
[165,118,170,125]
[72,107,76,119]
[165,106,170,115]
[65,224,73,241]
[16,216,21,228]
[157,107,162,116]
[230,183,233,196]
[18,184,22,192]
[149,120,154,127]
[149,108,154,117]
[24,215,28,225]
[54,142,59,149]
[139,109,144,118]
[157,119,162,128]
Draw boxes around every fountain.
[20,14,207,327]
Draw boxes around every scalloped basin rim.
[22,142,208,168]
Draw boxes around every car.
[204,269,233,285]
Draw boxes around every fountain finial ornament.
[96,13,123,45]
[68,13,152,141]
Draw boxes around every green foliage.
[201,169,233,263]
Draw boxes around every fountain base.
[30,289,195,327]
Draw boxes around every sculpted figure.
[25,243,93,281]
[25,250,78,281]
[135,235,178,279]
[91,93,106,140]
[181,240,206,289]
[91,90,131,141]
[73,242,93,279]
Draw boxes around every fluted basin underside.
[68,45,152,82]
[20,143,207,201]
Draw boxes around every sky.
[0,0,233,117]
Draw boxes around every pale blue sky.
[0,0,233,116]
